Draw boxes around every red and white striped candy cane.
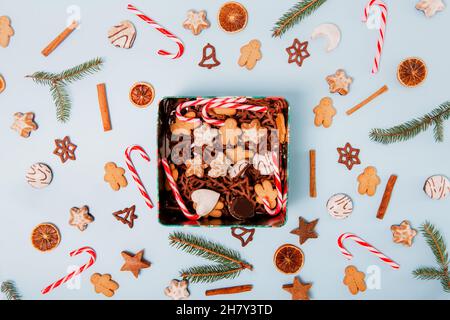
[41,246,96,295]
[338,233,400,270]
[362,0,388,74]
[161,158,199,221]
[127,4,184,59]
[175,97,246,124]
[201,100,268,126]
[261,151,284,216]
[125,145,154,210]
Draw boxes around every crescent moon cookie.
[327,194,354,219]
[108,20,136,49]
[311,23,341,52]
[423,175,450,200]
[26,163,53,189]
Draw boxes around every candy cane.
[362,0,388,74]
[175,97,246,124]
[127,4,184,59]
[161,158,199,221]
[201,101,268,126]
[125,145,154,209]
[338,233,400,270]
[41,246,96,295]
[261,151,285,216]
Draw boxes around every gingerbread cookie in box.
[157,97,289,227]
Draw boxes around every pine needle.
[169,232,252,268]
[412,222,450,292]
[413,267,444,280]
[421,221,449,269]
[51,83,71,123]
[1,281,21,300]
[26,57,104,123]
[370,101,450,144]
[169,232,253,283]
[272,0,327,38]
[180,264,243,284]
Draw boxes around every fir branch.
[50,83,71,123]
[421,221,449,268]
[1,281,21,300]
[180,264,244,284]
[169,232,252,270]
[413,267,444,280]
[412,222,450,293]
[57,57,104,84]
[26,71,58,86]
[26,57,104,123]
[370,101,450,144]
[272,0,327,38]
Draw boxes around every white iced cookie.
[191,189,220,217]
[164,279,190,300]
[108,20,136,49]
[326,193,353,219]
[26,163,53,189]
[424,175,449,200]
[311,23,341,52]
[416,0,445,17]
[228,159,249,179]
[252,153,274,175]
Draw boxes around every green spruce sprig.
[169,232,253,283]
[370,101,450,144]
[26,57,104,123]
[1,281,21,300]
[272,0,328,38]
[413,222,449,293]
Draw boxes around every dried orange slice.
[218,2,248,33]
[397,57,427,87]
[31,223,60,252]
[274,244,304,274]
[129,82,155,108]
[0,75,5,93]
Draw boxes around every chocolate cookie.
[229,196,255,220]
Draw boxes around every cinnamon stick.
[376,174,398,220]
[205,285,253,296]
[96,83,112,131]
[309,150,317,198]
[42,20,78,57]
[346,85,389,116]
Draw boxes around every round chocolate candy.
[229,196,255,220]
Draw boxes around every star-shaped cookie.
[69,206,94,231]
[120,249,151,278]
[183,10,210,35]
[290,217,319,245]
[282,277,312,300]
[286,38,310,67]
[53,136,77,163]
[11,112,38,138]
[391,220,417,247]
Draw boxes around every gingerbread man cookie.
[90,273,119,298]
[0,16,14,48]
[220,118,242,146]
[11,112,38,138]
[343,266,366,295]
[255,180,278,209]
[104,162,128,191]
[238,39,262,70]
[357,166,381,196]
[313,97,336,128]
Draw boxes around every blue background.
[0,0,449,300]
